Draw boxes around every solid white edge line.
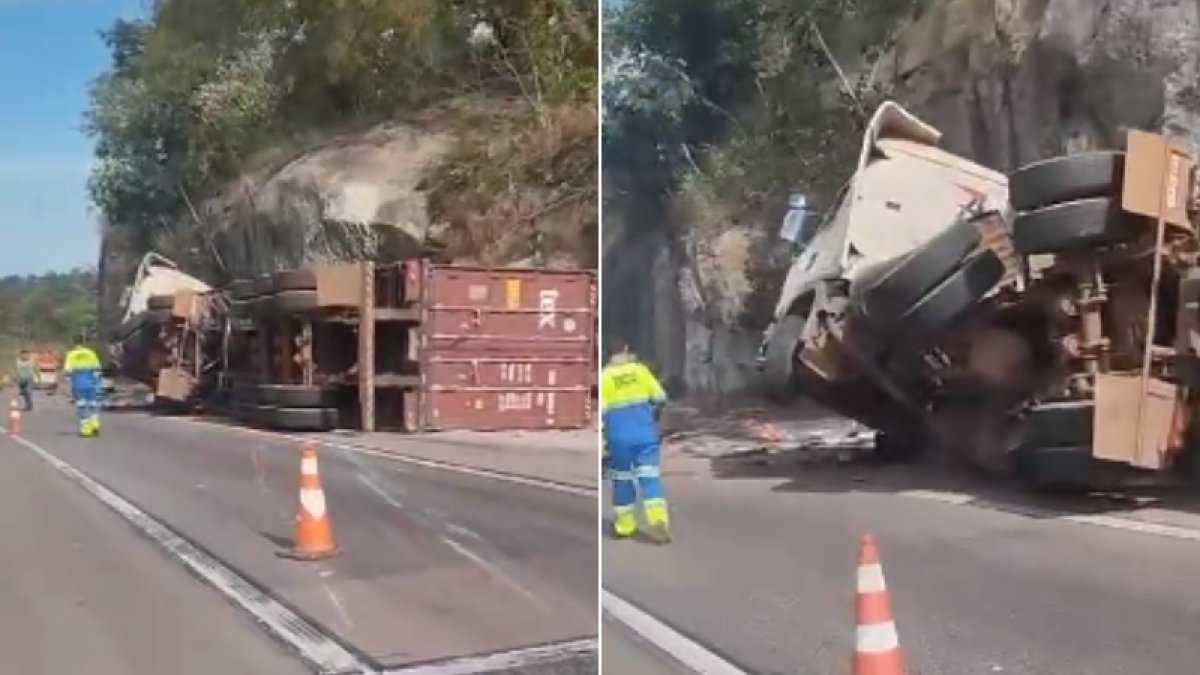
[602,589,748,675]
[382,637,597,675]
[164,417,596,497]
[0,430,374,675]
[898,489,1200,543]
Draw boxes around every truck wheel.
[1009,152,1125,211]
[257,384,337,408]
[273,290,320,315]
[1020,399,1094,448]
[874,425,928,461]
[272,269,317,293]
[895,249,1006,343]
[267,407,338,431]
[859,215,983,326]
[1010,445,1094,489]
[144,308,172,325]
[146,294,175,311]
[251,276,275,297]
[1012,197,1144,255]
[228,279,257,300]
[762,313,807,402]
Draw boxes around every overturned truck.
[761,102,1200,487]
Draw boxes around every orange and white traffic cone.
[854,534,903,675]
[8,400,21,435]
[279,444,338,560]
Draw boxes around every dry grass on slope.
[422,98,598,269]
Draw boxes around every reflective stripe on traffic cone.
[279,443,338,560]
[8,400,21,435]
[854,534,903,675]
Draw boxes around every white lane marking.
[602,589,748,675]
[165,417,595,497]
[323,583,356,630]
[250,444,266,489]
[441,537,543,607]
[0,430,374,674]
[357,473,406,510]
[900,489,1200,543]
[381,637,596,675]
[444,522,484,543]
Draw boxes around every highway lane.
[0,420,305,675]
[13,398,597,672]
[604,457,1200,675]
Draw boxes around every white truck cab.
[760,101,1014,410]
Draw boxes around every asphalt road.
[603,457,1200,675]
[0,415,304,674]
[7,396,597,673]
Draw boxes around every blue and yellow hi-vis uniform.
[600,358,669,538]
[63,345,102,437]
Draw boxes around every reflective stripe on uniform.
[610,470,636,481]
[634,465,661,478]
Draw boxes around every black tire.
[1009,152,1124,211]
[147,294,175,311]
[1012,197,1144,255]
[762,313,807,402]
[248,296,273,317]
[1010,445,1093,488]
[1171,355,1200,388]
[251,276,274,297]
[895,249,1006,343]
[228,279,257,300]
[874,425,928,462]
[230,299,254,318]
[268,407,337,431]
[273,290,320,315]
[112,315,143,341]
[272,269,317,292]
[230,381,261,406]
[144,308,173,325]
[860,215,983,325]
[257,384,336,408]
[1021,399,1093,448]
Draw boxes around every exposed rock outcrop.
[886,0,1200,168]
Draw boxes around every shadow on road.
[706,434,1200,526]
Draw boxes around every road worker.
[63,337,103,437]
[600,342,671,543]
[14,350,36,412]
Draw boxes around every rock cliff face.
[607,0,1200,397]
[201,122,453,280]
[887,0,1200,169]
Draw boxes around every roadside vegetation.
[87,0,598,274]
[0,270,98,375]
[603,0,927,327]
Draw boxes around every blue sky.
[0,0,142,276]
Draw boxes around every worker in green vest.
[14,350,36,412]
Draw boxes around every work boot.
[612,509,638,539]
[643,499,672,544]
